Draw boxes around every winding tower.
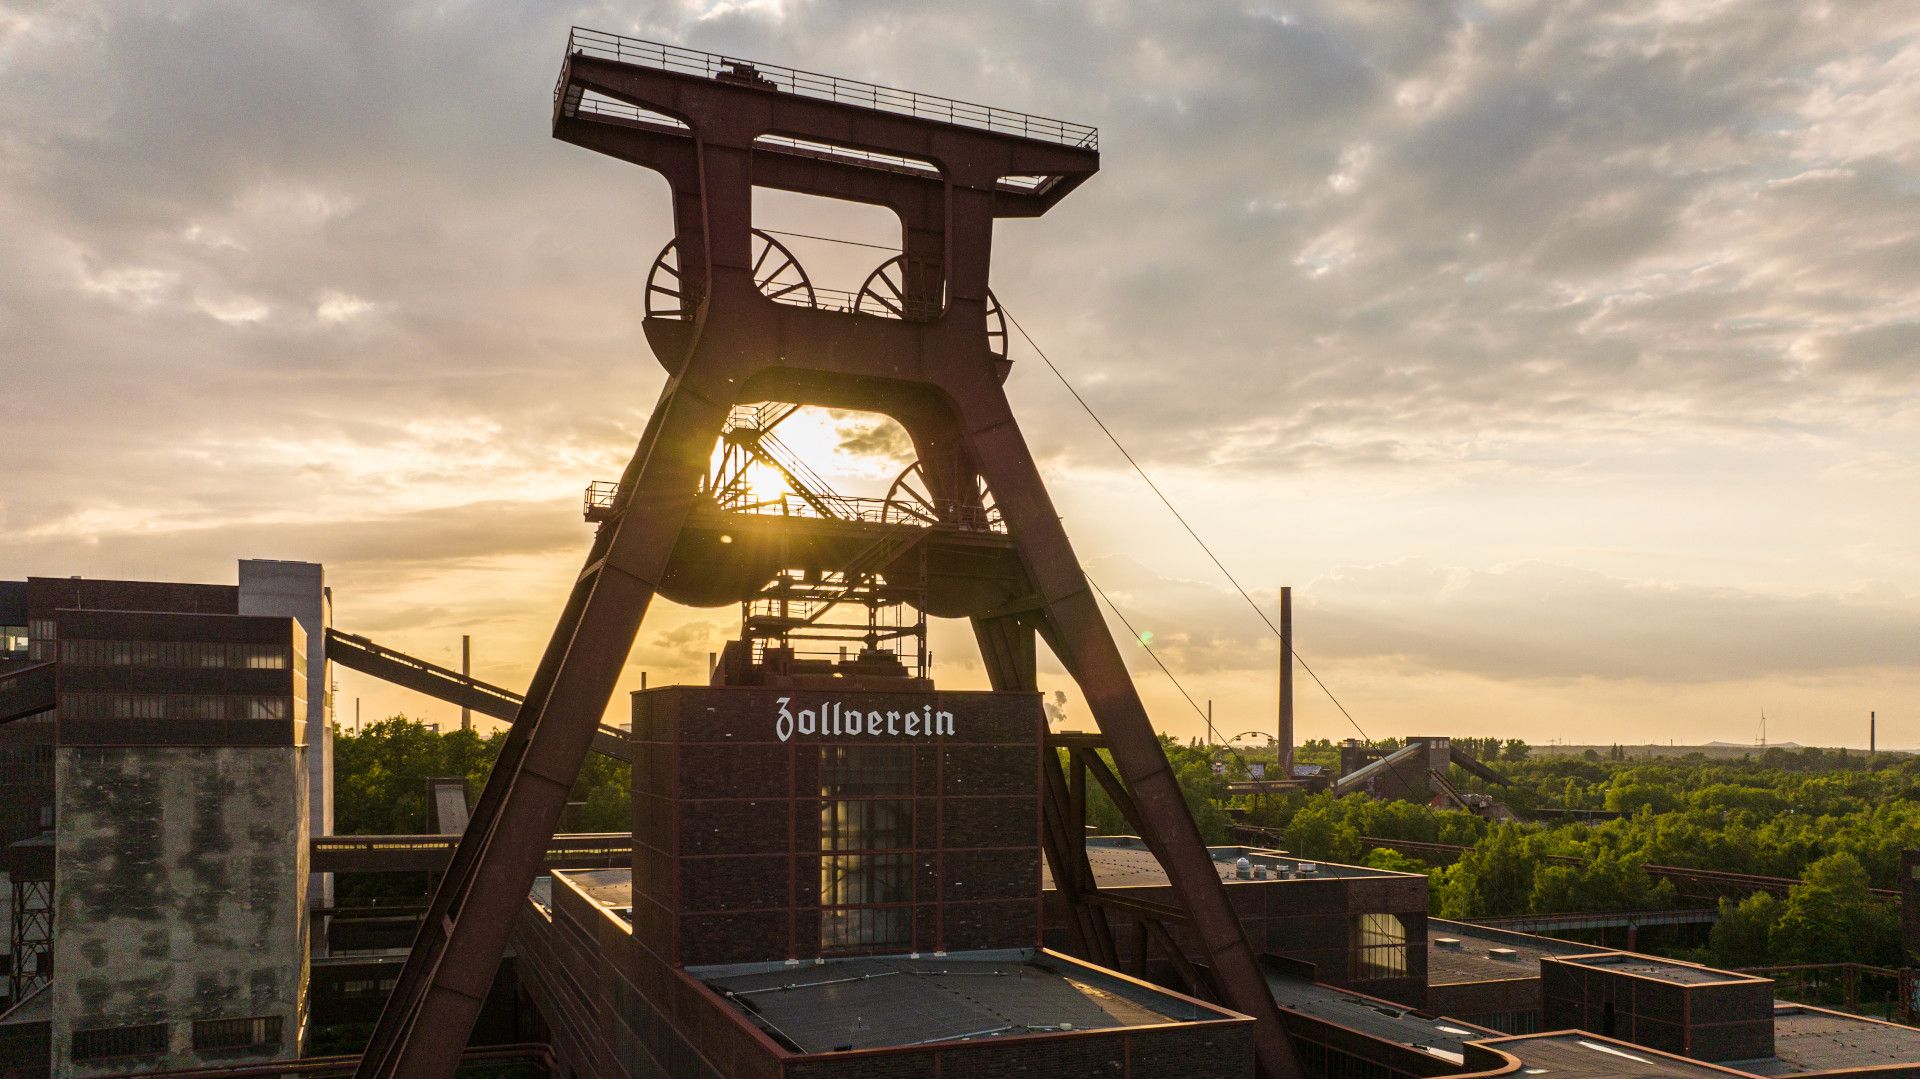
[359,30,1302,1078]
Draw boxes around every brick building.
[511,685,1258,1078]
[1042,837,1430,1006]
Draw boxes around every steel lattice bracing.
[8,872,51,1004]
[356,29,1301,1077]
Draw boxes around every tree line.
[333,719,1908,968]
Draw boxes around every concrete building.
[0,562,330,1075]
[236,558,334,902]
[49,609,311,1076]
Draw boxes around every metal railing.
[564,27,1097,149]
[583,479,619,520]
[717,490,1004,533]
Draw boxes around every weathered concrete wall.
[238,559,333,910]
[51,746,308,1076]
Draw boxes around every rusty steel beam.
[0,660,54,726]
[1039,748,1112,965]
[327,628,632,762]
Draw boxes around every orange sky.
[4,2,1917,750]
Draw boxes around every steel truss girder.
[359,43,1299,1079]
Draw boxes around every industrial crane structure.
[356,29,1303,1078]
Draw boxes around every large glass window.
[1351,913,1409,979]
[818,746,914,952]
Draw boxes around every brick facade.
[632,686,1044,966]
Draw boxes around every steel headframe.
[356,30,1301,1078]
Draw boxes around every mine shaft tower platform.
[358,29,1303,1078]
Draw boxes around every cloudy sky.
[3,1,1916,749]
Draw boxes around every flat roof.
[1042,837,1409,890]
[693,950,1231,1054]
[1483,1032,1747,1076]
[1727,1005,1920,1076]
[1427,918,1591,985]
[542,868,633,926]
[1264,974,1493,1069]
[1558,952,1765,986]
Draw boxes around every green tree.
[1708,892,1782,968]
[1435,825,1536,918]
[1771,852,1901,966]
[1361,847,1429,874]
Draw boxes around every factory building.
[0,562,330,1075]
[508,685,1254,1079]
[50,609,311,1075]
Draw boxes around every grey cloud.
[0,0,1916,712]
[1816,322,1920,385]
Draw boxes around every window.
[821,906,911,952]
[1,625,27,655]
[821,852,912,908]
[818,745,915,952]
[247,697,288,721]
[244,645,289,670]
[28,619,54,662]
[71,1022,168,1062]
[192,1015,282,1052]
[820,745,912,795]
[112,694,168,720]
[1351,913,1408,979]
[820,799,912,851]
[176,695,225,720]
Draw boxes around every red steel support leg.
[356,381,730,1078]
[952,376,1302,1078]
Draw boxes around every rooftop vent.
[1488,947,1520,961]
[1433,937,1462,949]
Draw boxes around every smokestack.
[461,634,472,733]
[1278,586,1294,779]
[1871,711,1877,757]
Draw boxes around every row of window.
[61,639,290,670]
[70,1016,282,1062]
[62,692,293,722]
